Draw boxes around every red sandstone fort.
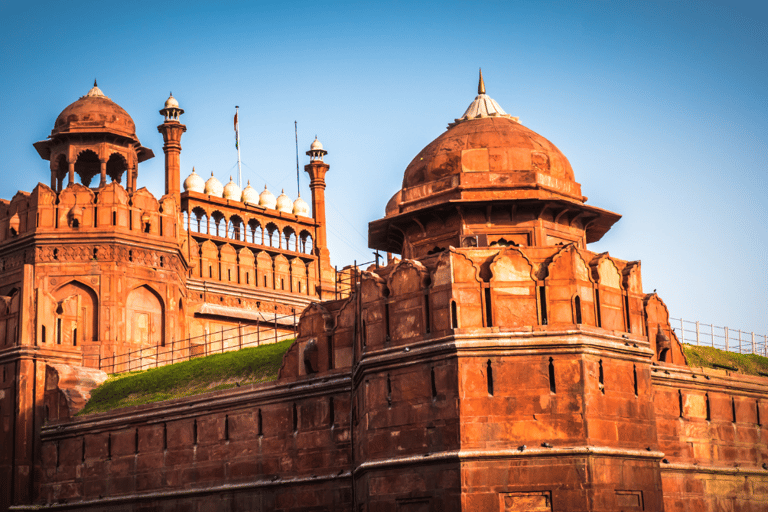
[0,73,766,511]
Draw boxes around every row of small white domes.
[183,168,310,217]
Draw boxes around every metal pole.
[738,330,742,354]
[725,326,729,352]
[680,318,684,345]
[257,318,260,346]
[235,106,242,188]
[711,324,714,347]
[752,332,755,355]
[696,321,700,346]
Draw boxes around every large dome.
[402,116,574,189]
[52,83,137,139]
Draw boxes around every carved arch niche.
[592,255,625,332]
[126,285,164,348]
[386,259,431,342]
[51,281,98,347]
[544,244,596,326]
[489,247,537,329]
[0,289,20,346]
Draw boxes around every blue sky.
[1,1,766,336]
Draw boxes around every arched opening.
[126,285,165,348]
[52,281,98,347]
[106,153,127,184]
[247,219,261,244]
[266,223,278,247]
[300,231,313,254]
[229,215,244,241]
[183,211,189,231]
[284,227,296,252]
[54,155,68,191]
[211,212,226,237]
[192,207,207,233]
[74,150,100,188]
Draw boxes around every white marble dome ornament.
[183,167,205,193]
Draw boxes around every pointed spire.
[94,78,98,87]
[478,68,486,95]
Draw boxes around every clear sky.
[1,1,766,336]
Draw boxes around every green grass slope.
[79,339,294,415]
[683,344,768,377]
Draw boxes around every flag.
[234,110,239,150]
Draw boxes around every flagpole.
[294,121,300,197]
[235,106,242,188]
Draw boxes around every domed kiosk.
[33,81,154,192]
[369,71,621,259]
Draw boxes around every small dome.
[164,93,179,109]
[310,136,324,151]
[222,176,242,200]
[259,185,276,209]
[293,194,310,217]
[204,172,224,197]
[53,81,136,139]
[276,189,293,213]
[183,167,205,193]
[241,180,259,204]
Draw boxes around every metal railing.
[98,310,298,374]
[671,317,768,356]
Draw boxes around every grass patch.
[79,339,294,415]
[683,344,768,377]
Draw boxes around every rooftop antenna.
[235,106,242,188]
[294,121,300,197]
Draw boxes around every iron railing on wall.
[98,310,298,374]
[671,317,767,356]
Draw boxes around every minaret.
[157,93,186,199]
[305,137,334,298]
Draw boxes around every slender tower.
[305,137,335,298]
[157,93,186,199]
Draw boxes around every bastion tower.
[281,71,689,511]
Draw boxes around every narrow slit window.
[549,357,556,394]
[633,365,638,397]
[431,367,437,400]
[705,393,711,421]
[598,359,605,394]
[732,397,737,423]
[424,293,431,334]
[57,318,62,345]
[595,289,602,327]
[257,409,263,437]
[163,423,167,450]
[451,300,458,329]
[112,211,117,226]
[82,438,86,462]
[329,397,335,427]
[193,419,198,445]
[538,286,548,325]
[292,403,298,433]
[574,295,582,324]
[41,325,46,344]
[224,415,229,441]
[756,401,761,427]
[678,390,684,418]
[361,319,366,349]
[486,360,494,396]
[72,328,77,346]
[484,287,493,327]
[624,294,632,332]
[107,433,112,459]
[135,428,139,454]
[386,374,392,407]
